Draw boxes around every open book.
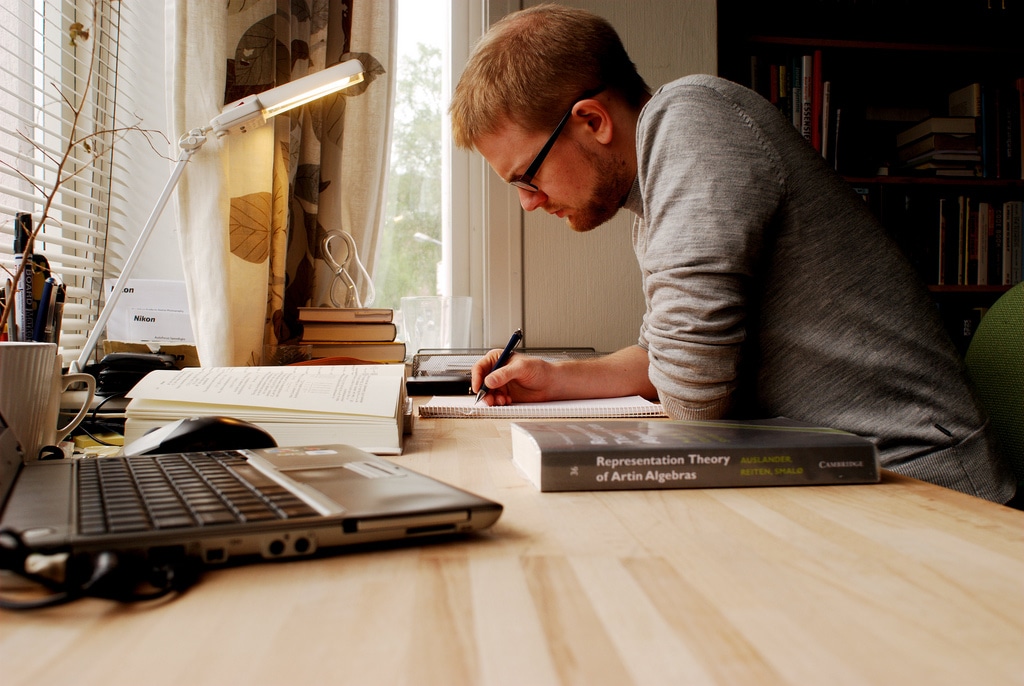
[124,364,407,454]
[418,395,666,419]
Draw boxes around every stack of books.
[895,117,980,177]
[297,307,406,363]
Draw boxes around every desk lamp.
[71,59,365,373]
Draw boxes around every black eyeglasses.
[510,86,606,192]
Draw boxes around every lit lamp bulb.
[210,59,365,137]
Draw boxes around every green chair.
[965,283,1024,504]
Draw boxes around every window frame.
[445,0,523,348]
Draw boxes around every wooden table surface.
[3,414,1023,686]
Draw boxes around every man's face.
[475,120,631,233]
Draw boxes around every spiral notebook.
[418,395,667,419]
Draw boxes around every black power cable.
[0,530,201,610]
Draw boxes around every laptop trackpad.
[253,446,463,515]
[256,445,377,470]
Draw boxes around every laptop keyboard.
[77,451,317,535]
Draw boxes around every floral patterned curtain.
[167,0,394,366]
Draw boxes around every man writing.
[449,4,1014,503]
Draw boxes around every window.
[0,0,129,363]
[374,0,447,308]
[374,0,506,348]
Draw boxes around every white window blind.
[0,0,126,365]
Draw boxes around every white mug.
[0,342,95,461]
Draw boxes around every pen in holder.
[322,230,375,308]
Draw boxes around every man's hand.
[471,344,658,406]
[471,350,556,406]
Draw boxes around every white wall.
[484,0,717,352]
[106,1,184,283]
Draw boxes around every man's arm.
[472,344,657,406]
[636,81,782,419]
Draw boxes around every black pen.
[50,283,66,345]
[31,276,55,342]
[475,328,523,403]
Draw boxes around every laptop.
[0,410,501,595]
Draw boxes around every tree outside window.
[374,4,444,310]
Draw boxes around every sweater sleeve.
[635,82,785,419]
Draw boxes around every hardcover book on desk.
[297,307,404,362]
[124,364,406,455]
[510,418,880,492]
[298,307,397,342]
[300,321,398,342]
[297,307,393,323]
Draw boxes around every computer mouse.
[122,416,278,456]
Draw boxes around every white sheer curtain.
[313,3,397,312]
[165,0,395,366]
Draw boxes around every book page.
[418,395,666,419]
[126,365,405,418]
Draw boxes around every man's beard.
[566,145,633,233]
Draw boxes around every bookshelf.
[717,0,1024,353]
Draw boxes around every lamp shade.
[210,58,365,137]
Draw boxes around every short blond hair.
[450,4,650,150]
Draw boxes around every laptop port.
[294,537,310,554]
[407,524,457,535]
[268,539,285,556]
[204,547,226,563]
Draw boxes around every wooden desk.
[3,415,1023,686]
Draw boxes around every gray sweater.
[626,74,1014,502]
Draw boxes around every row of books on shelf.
[297,306,406,363]
[752,51,831,158]
[935,197,1022,287]
[749,51,1023,179]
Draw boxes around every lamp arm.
[71,127,211,373]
